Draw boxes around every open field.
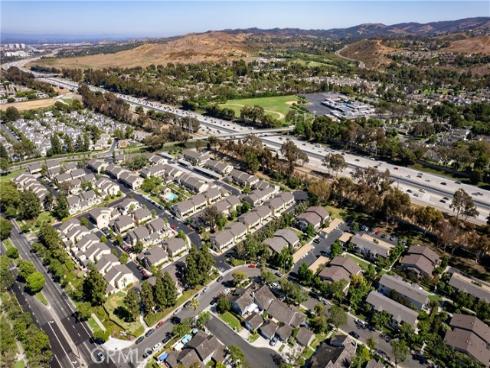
[0,93,79,112]
[219,95,299,121]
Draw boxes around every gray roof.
[296,327,314,346]
[276,324,292,341]
[330,256,362,276]
[264,237,288,254]
[245,313,264,331]
[233,291,254,312]
[379,274,429,307]
[366,291,418,327]
[140,246,168,266]
[273,228,299,246]
[351,234,394,258]
[165,238,186,255]
[254,285,276,310]
[133,207,152,222]
[212,230,234,248]
[259,321,278,339]
[449,273,490,303]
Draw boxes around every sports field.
[219,95,299,121]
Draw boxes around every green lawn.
[219,95,299,121]
[344,252,371,271]
[219,311,242,331]
[0,169,22,185]
[35,292,49,305]
[103,292,145,339]
[14,361,25,368]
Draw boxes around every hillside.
[442,35,490,55]
[338,39,395,68]
[30,31,254,69]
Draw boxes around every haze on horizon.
[1,0,489,42]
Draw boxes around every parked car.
[145,329,155,337]
[349,331,360,339]
[156,320,164,328]
[135,336,144,344]
[270,337,278,346]
[152,342,163,352]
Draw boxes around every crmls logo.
[91,348,151,365]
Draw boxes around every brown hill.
[30,31,254,69]
[339,39,395,68]
[442,35,490,55]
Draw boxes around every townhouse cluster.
[13,172,49,204]
[58,219,137,293]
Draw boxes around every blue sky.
[2,1,489,38]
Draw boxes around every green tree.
[228,345,246,367]
[163,271,178,307]
[323,153,346,177]
[18,190,41,220]
[18,260,36,281]
[391,339,409,366]
[50,134,63,155]
[327,305,347,328]
[140,281,155,315]
[124,288,141,321]
[0,217,12,240]
[281,139,308,174]
[330,240,343,257]
[83,268,107,306]
[52,194,69,220]
[26,271,45,294]
[297,262,314,285]
[77,302,93,321]
[5,106,20,121]
[216,295,231,314]
[232,271,247,286]
[0,256,14,291]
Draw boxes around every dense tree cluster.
[183,246,215,288]
[4,66,56,96]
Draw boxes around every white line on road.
[47,321,76,368]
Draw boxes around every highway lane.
[10,221,116,368]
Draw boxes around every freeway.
[30,74,490,224]
[9,221,116,368]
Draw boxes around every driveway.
[206,316,280,368]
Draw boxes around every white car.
[152,342,163,352]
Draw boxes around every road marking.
[47,321,76,368]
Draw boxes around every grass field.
[219,311,242,331]
[219,95,299,121]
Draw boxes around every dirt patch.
[339,39,395,69]
[30,31,255,69]
[442,35,490,55]
[0,93,80,111]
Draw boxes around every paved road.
[116,265,261,367]
[10,221,115,368]
[206,315,280,368]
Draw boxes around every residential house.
[95,178,120,197]
[444,314,490,366]
[318,256,362,287]
[296,327,315,347]
[274,228,300,247]
[183,149,210,166]
[254,285,275,311]
[213,195,241,216]
[120,173,143,190]
[117,198,141,215]
[229,169,259,188]
[140,163,167,178]
[113,215,134,233]
[133,207,152,224]
[264,236,289,254]
[297,206,330,230]
[309,335,357,368]
[265,192,295,216]
[88,207,115,229]
[166,331,224,368]
[260,321,279,340]
[448,273,490,303]
[366,291,418,328]
[203,159,233,175]
[95,254,120,274]
[399,245,440,279]
[177,173,209,193]
[87,159,109,174]
[378,274,430,310]
[232,290,256,316]
[245,313,264,332]
[138,246,168,269]
[165,238,187,258]
[350,234,395,260]
[243,186,278,206]
[104,264,138,292]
